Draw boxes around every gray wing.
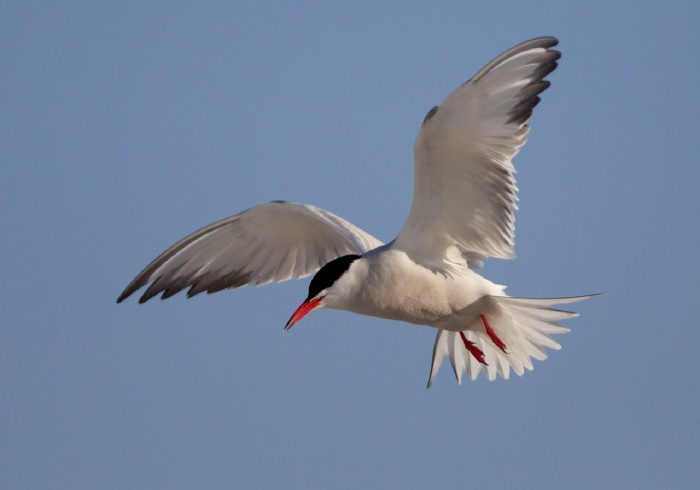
[117,201,383,303]
[393,37,560,268]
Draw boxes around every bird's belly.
[344,257,499,329]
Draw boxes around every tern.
[118,37,597,386]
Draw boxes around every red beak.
[284,296,323,331]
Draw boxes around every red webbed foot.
[481,314,507,353]
[459,331,488,365]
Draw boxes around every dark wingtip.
[531,36,558,46]
[470,37,561,86]
[117,275,152,304]
[116,289,132,304]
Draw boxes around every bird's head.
[284,254,361,330]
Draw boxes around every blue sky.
[2,1,699,488]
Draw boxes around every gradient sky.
[2,1,699,488]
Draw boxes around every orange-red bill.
[284,296,323,331]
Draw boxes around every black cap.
[307,254,361,300]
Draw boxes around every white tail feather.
[427,294,599,387]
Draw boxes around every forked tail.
[427,294,599,387]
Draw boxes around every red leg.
[459,331,488,365]
[481,314,507,352]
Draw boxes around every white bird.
[118,37,597,387]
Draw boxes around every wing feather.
[393,37,560,266]
[117,201,383,303]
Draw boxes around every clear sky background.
[2,1,698,489]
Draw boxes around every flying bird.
[118,37,596,386]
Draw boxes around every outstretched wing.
[117,201,383,303]
[393,37,560,267]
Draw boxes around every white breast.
[327,247,504,329]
